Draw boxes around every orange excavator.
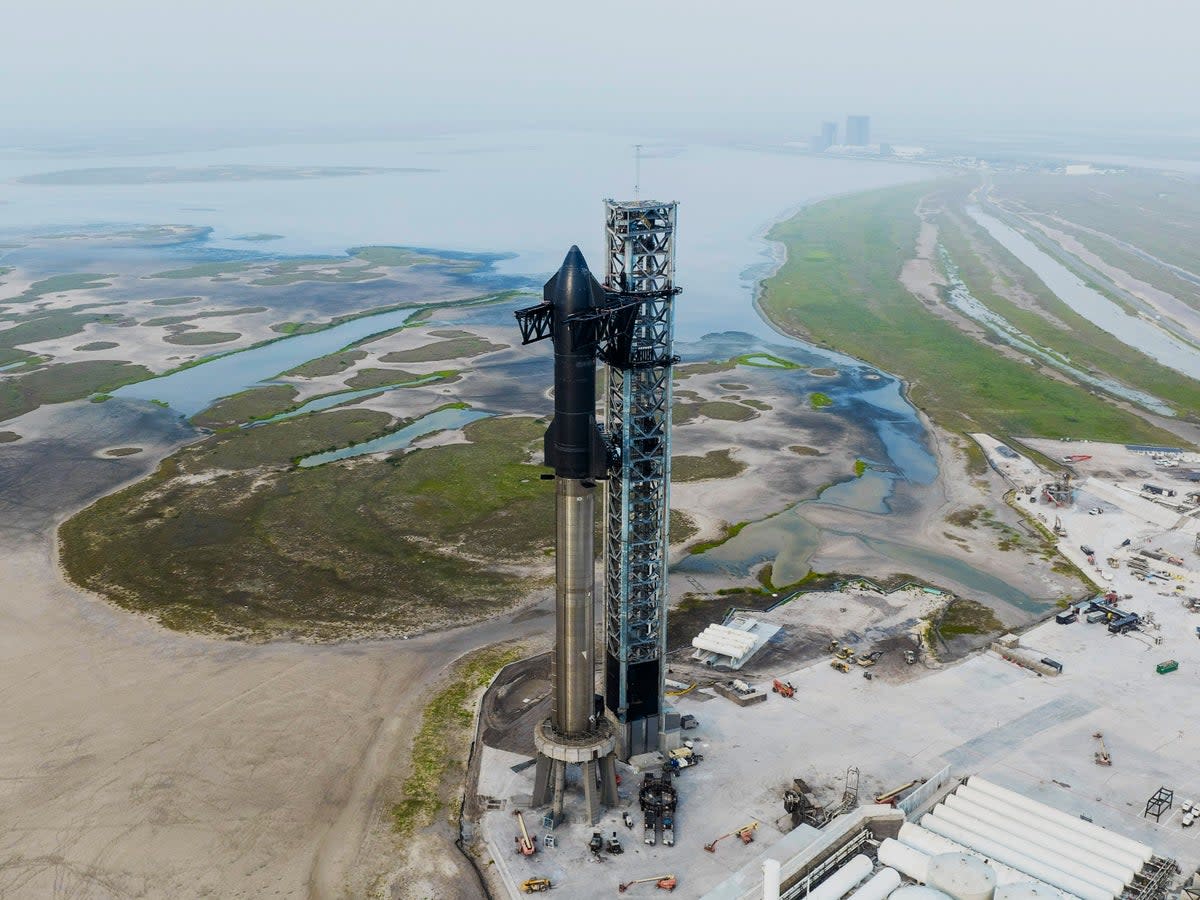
[704,821,758,852]
[514,810,537,856]
[619,874,677,893]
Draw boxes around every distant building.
[845,115,870,146]
[809,121,838,153]
[879,142,893,157]
[820,121,837,149]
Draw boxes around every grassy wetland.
[758,180,1195,448]
[59,411,554,640]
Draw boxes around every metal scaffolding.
[600,199,680,757]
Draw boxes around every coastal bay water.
[0,130,931,342]
[2,129,1043,609]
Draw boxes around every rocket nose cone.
[563,245,587,271]
[550,245,597,314]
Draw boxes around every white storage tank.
[952,787,1147,872]
[891,887,954,900]
[896,824,1044,889]
[995,884,1064,900]
[928,805,1135,886]
[966,777,1152,863]
[927,853,998,900]
[880,838,932,884]
[918,814,1113,900]
[805,854,873,900]
[940,795,1137,883]
[844,867,901,900]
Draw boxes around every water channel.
[967,206,1200,380]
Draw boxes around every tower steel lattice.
[601,199,680,757]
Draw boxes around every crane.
[514,810,536,856]
[619,874,677,893]
[1093,731,1112,766]
[704,821,758,852]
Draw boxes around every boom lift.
[514,810,537,856]
[704,821,758,852]
[619,875,678,893]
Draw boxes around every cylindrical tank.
[966,777,1152,862]
[947,791,1144,876]
[897,824,1072,897]
[929,805,1135,886]
[763,858,782,900]
[927,853,997,900]
[919,814,1113,900]
[890,887,954,900]
[995,884,1067,900]
[805,854,874,900]
[845,867,901,900]
[880,839,932,885]
[553,476,596,736]
[952,787,1146,872]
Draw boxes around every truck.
[1109,613,1141,634]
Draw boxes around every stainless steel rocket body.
[554,476,595,736]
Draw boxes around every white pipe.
[953,787,1147,871]
[880,839,932,885]
[844,867,901,900]
[929,805,1134,886]
[995,885,1069,900]
[897,823,1071,895]
[947,791,1145,875]
[805,854,873,900]
[919,815,1113,900]
[966,777,1152,862]
[763,858,782,900]
[925,811,1123,896]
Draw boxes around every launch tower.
[600,200,680,758]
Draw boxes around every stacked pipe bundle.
[886,774,1154,900]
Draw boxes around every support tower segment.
[601,199,680,758]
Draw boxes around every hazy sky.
[6,0,1199,140]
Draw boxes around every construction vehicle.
[831,659,851,673]
[704,821,758,852]
[666,745,702,774]
[1093,732,1111,766]
[772,679,795,698]
[1053,516,1066,536]
[639,773,677,847]
[521,878,552,893]
[623,812,634,829]
[904,650,917,665]
[875,780,919,805]
[836,646,855,660]
[857,650,883,667]
[607,832,624,854]
[828,638,840,652]
[619,875,677,893]
[514,810,537,856]
[589,832,604,855]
